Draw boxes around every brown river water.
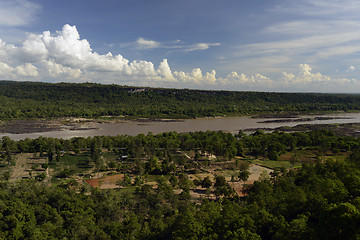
[2,113,360,140]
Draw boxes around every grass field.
[59,153,89,166]
[251,159,303,169]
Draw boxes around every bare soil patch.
[85,174,124,189]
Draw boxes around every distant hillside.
[0,81,360,120]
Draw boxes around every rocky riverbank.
[245,122,360,137]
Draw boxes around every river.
[2,112,360,140]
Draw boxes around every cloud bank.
[0,24,358,92]
[0,0,40,27]
[134,37,220,52]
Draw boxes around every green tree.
[201,176,212,189]
[239,161,250,183]
[145,156,161,174]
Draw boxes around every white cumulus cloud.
[277,63,359,92]
[0,24,223,86]
[157,59,176,81]
[0,61,38,78]
[43,59,82,79]
[0,62,14,77]
[173,68,217,85]
[15,63,38,77]
[282,64,331,84]
[347,65,356,72]
[0,24,160,78]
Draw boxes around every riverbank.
[0,120,63,134]
[0,119,98,134]
[276,122,360,137]
[0,117,187,134]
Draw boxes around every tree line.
[1,129,359,165]
[1,81,360,119]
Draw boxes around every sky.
[0,0,360,92]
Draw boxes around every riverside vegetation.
[1,81,360,120]
[0,129,360,239]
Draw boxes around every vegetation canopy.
[0,129,359,239]
[1,81,360,120]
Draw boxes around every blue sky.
[0,0,360,92]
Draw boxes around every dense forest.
[0,130,360,239]
[1,158,359,239]
[1,81,360,119]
